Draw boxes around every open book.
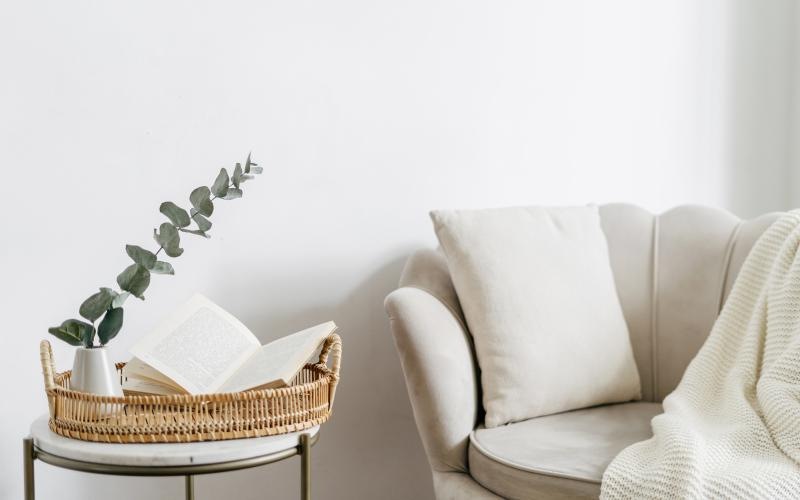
[122,294,336,395]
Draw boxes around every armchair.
[385,204,781,499]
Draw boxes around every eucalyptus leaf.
[251,166,263,174]
[223,188,243,200]
[48,319,94,347]
[239,174,254,183]
[79,287,117,322]
[189,186,214,217]
[112,292,130,308]
[193,213,212,232]
[116,264,151,299]
[179,228,210,238]
[244,154,253,174]
[159,202,191,228]
[125,244,157,269]
[97,307,123,345]
[232,163,243,189]
[211,168,230,198]
[153,223,183,257]
[151,261,175,275]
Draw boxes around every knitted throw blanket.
[601,212,800,499]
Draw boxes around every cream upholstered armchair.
[384,204,782,500]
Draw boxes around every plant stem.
[153,179,236,256]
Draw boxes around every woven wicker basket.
[39,334,341,443]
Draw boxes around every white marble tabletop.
[30,415,319,467]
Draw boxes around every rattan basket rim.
[40,334,341,406]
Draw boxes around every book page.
[129,294,261,394]
[123,357,183,389]
[220,321,337,393]
[122,377,186,396]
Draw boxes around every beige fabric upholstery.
[385,204,781,499]
[431,472,503,500]
[652,207,740,399]
[386,262,478,472]
[468,402,662,500]
[470,449,599,500]
[599,205,658,401]
[398,247,465,322]
[599,204,781,401]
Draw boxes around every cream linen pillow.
[431,205,641,428]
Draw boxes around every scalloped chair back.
[598,204,782,402]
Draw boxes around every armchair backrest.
[599,204,780,401]
[399,204,782,403]
[387,204,782,475]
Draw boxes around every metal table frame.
[23,433,317,500]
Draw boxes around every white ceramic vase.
[70,346,123,396]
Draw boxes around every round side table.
[24,415,319,500]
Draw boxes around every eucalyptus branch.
[48,153,262,348]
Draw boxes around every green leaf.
[189,186,214,217]
[232,163,243,189]
[211,168,229,198]
[125,244,157,269]
[251,166,263,174]
[48,319,95,347]
[151,261,175,275]
[112,292,130,308]
[193,213,212,232]
[244,153,253,174]
[239,174,255,183]
[97,307,123,345]
[79,287,117,322]
[223,188,243,200]
[179,228,209,238]
[116,264,151,299]
[153,223,184,257]
[159,202,191,228]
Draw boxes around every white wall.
[0,1,795,499]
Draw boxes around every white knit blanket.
[601,212,800,499]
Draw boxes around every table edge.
[30,432,320,476]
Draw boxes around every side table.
[24,415,319,500]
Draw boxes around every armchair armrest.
[384,249,481,473]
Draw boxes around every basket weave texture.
[39,334,341,443]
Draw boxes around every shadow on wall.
[320,255,434,499]
[722,0,794,217]
[200,253,435,500]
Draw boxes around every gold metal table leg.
[300,434,310,500]
[185,475,194,500]
[24,438,35,500]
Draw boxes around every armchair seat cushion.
[468,402,662,499]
